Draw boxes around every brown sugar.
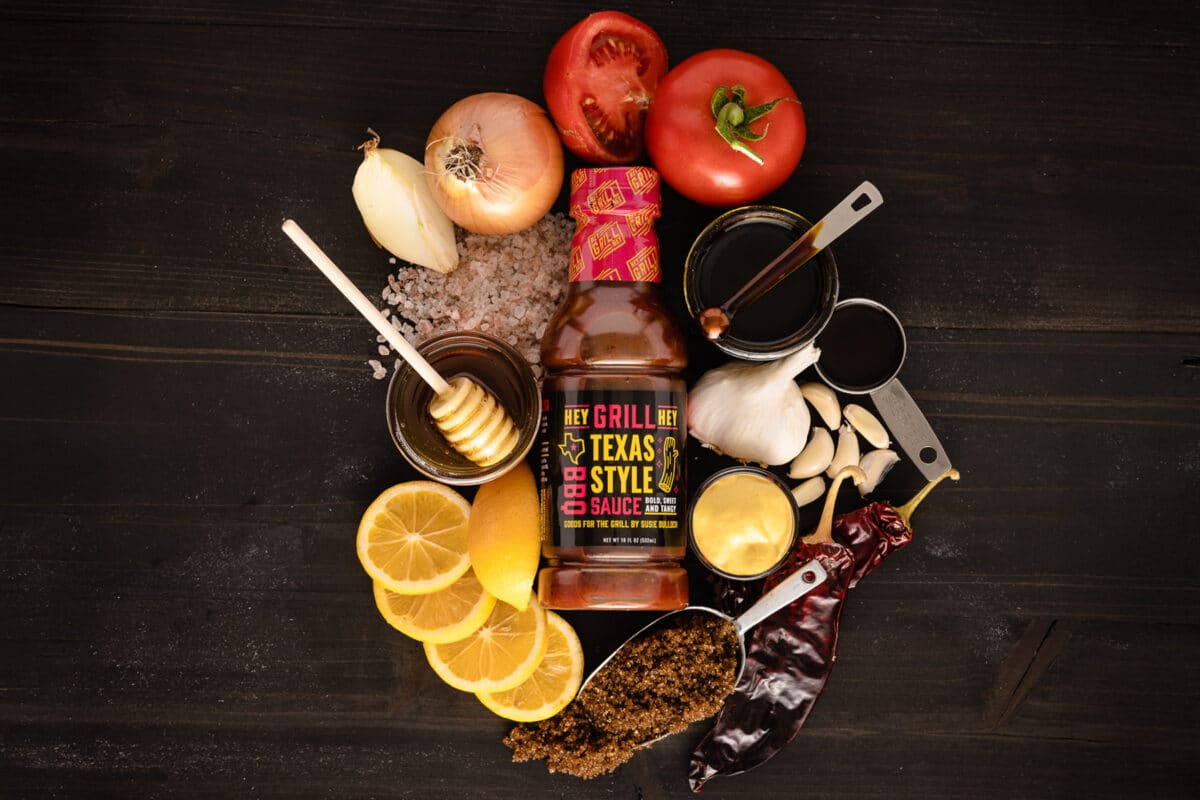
[504,612,740,779]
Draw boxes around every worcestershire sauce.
[538,168,689,611]
[696,221,822,344]
[816,301,906,391]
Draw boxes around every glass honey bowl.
[385,331,540,485]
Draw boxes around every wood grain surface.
[2,1,1197,797]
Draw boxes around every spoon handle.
[810,180,884,249]
[281,219,451,395]
[734,559,828,635]
[721,181,884,316]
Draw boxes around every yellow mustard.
[690,471,795,578]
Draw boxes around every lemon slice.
[476,611,584,722]
[373,570,498,644]
[357,481,472,595]
[424,592,548,693]
[468,462,541,611]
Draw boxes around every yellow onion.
[352,130,459,273]
[425,93,563,235]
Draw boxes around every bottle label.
[540,387,685,548]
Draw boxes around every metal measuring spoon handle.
[734,559,829,635]
[869,380,954,482]
[699,182,884,340]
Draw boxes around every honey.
[386,331,540,485]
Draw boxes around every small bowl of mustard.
[688,466,799,581]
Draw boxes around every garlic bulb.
[352,130,459,273]
[688,344,820,465]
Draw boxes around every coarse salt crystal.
[367,213,572,383]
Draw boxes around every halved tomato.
[543,11,668,165]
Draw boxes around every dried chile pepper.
[689,468,960,792]
[835,471,956,588]
[690,539,854,791]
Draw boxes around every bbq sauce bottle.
[538,167,689,611]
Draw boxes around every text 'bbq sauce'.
[538,167,689,611]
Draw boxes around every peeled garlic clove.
[826,423,860,479]
[791,475,826,508]
[353,130,459,273]
[799,382,841,429]
[844,403,891,449]
[787,427,834,479]
[858,448,901,496]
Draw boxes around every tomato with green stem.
[645,49,806,206]
[543,11,668,165]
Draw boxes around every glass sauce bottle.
[538,167,689,611]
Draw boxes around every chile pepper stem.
[895,468,961,528]
[805,466,866,544]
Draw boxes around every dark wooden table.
[2,1,1197,797]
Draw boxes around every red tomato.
[543,11,668,165]
[645,49,806,206]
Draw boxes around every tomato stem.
[710,85,794,165]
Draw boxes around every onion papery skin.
[425,93,564,235]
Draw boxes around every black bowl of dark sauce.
[684,206,839,360]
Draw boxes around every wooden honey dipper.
[281,220,518,467]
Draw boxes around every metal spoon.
[580,558,828,696]
[698,181,884,340]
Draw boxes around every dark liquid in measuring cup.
[816,303,905,391]
[695,221,822,345]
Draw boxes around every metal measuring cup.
[815,297,953,481]
[580,559,828,697]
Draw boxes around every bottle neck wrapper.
[569,166,662,283]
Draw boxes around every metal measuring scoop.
[815,298,953,481]
[580,559,829,697]
[697,181,884,340]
